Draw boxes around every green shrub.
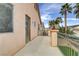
[59,27,74,34]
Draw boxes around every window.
[32,21,36,27]
[0,3,13,33]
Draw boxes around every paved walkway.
[15,36,63,56]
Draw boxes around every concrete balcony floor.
[15,36,63,56]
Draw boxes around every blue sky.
[38,3,79,28]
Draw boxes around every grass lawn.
[58,46,78,56]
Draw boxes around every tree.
[60,3,72,33]
[48,17,62,29]
[49,20,55,29]
[55,17,63,29]
[74,3,79,18]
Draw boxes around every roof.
[34,3,42,25]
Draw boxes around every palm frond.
[60,3,72,15]
[74,3,79,18]
[76,13,79,18]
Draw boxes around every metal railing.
[58,32,79,56]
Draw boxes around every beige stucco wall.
[0,3,41,55]
[50,30,58,47]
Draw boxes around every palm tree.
[49,20,55,29]
[49,20,53,28]
[74,3,79,18]
[60,3,72,33]
[56,17,63,23]
[55,17,63,29]
[49,17,62,29]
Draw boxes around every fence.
[58,32,79,56]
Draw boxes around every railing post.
[78,51,79,56]
[70,47,72,56]
[50,30,59,47]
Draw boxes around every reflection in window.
[0,3,13,33]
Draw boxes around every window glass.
[32,21,36,27]
[0,3,13,33]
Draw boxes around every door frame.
[25,15,31,43]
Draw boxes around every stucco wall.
[0,3,40,55]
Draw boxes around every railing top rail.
[58,32,79,40]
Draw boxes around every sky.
[38,3,79,28]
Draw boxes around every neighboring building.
[0,3,43,55]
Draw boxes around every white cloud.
[60,18,79,26]
[62,17,79,21]
[68,18,79,20]
[46,3,63,11]
[44,23,49,28]
[41,14,52,22]
[39,3,63,15]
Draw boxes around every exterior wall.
[0,3,41,55]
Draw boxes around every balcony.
[15,36,63,56]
